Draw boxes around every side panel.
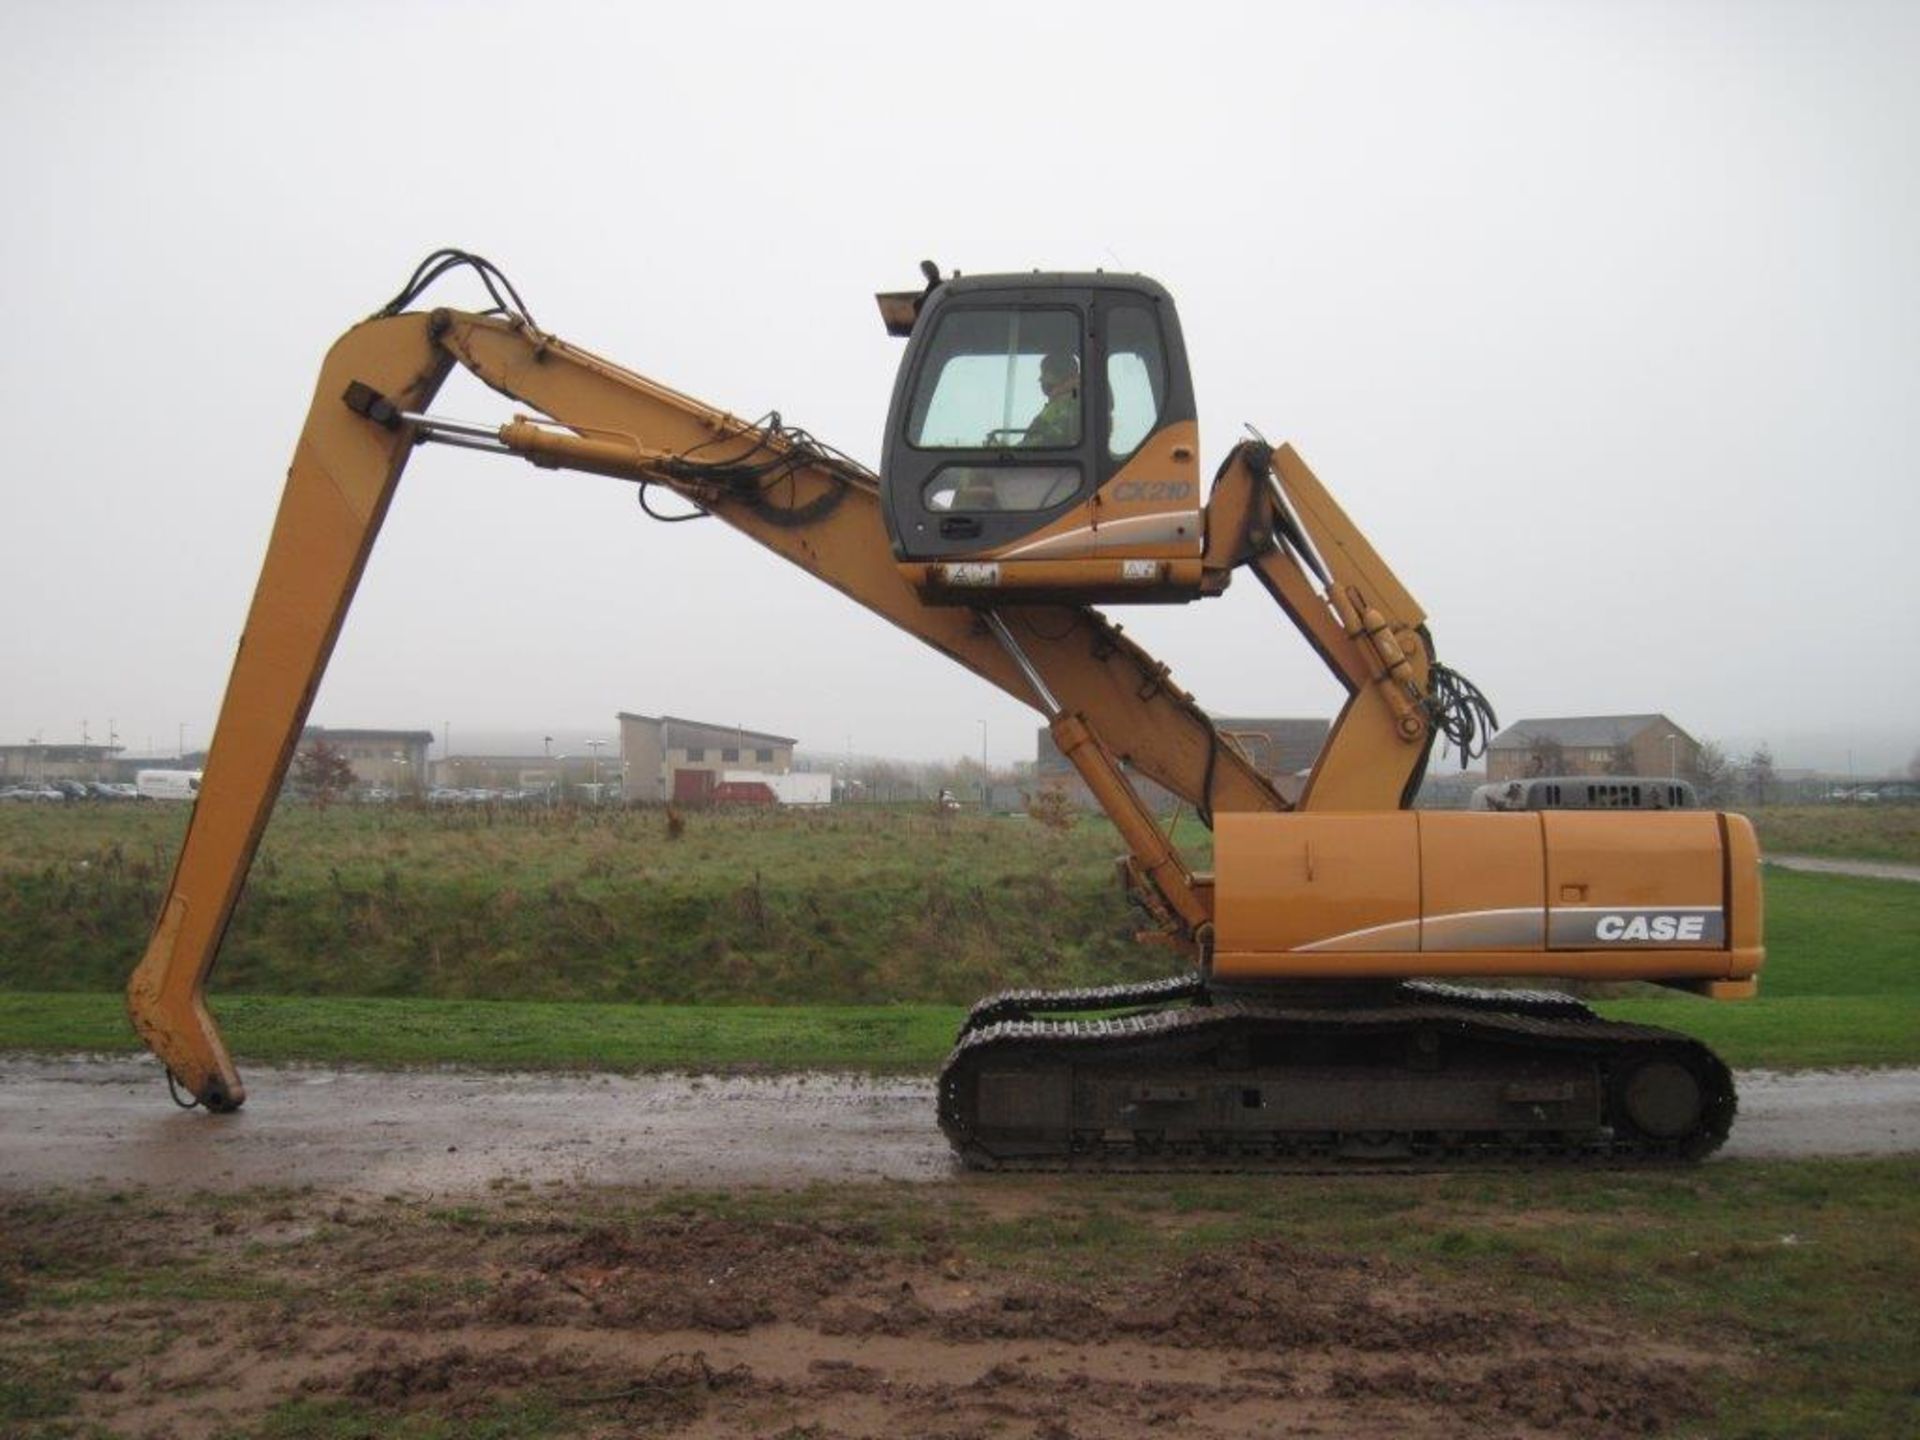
[1211,810,1760,987]
[987,420,1203,565]
[1417,812,1544,950]
[1543,811,1726,949]
[1213,813,1422,957]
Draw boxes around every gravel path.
[1767,853,1920,883]
[1,1057,1914,1194]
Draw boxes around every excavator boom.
[128,302,1278,1106]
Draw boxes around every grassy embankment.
[1751,802,1920,865]
[1,803,1914,1071]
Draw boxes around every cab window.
[1105,304,1167,460]
[908,309,1081,450]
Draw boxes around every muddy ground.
[4,1063,1914,1436]
[1,1058,1915,1195]
[2,1182,1742,1440]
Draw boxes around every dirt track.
[0,1182,1735,1440]
[2,1058,1915,1194]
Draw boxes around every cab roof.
[876,270,1173,337]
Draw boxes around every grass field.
[2,804,1914,1072]
[1750,803,1920,864]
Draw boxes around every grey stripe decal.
[1291,903,1724,954]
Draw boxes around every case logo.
[1595,913,1708,942]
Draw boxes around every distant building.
[1035,715,1331,809]
[296,726,435,794]
[0,743,122,783]
[1486,714,1699,784]
[618,713,798,804]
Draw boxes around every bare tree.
[290,739,355,809]
[1026,784,1076,831]
[1604,733,1638,776]
[1690,739,1734,805]
[1524,737,1567,777]
[1744,743,1777,807]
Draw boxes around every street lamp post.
[978,719,988,809]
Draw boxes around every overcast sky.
[4,1,1915,775]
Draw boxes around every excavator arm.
[131,302,1300,1107]
[128,314,454,1109]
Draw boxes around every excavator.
[127,251,1763,1167]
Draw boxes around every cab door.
[1088,293,1202,561]
[884,293,1095,563]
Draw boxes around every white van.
[136,769,203,802]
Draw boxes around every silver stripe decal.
[999,510,1198,561]
[1295,917,1421,953]
[1421,906,1545,952]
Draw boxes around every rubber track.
[938,999,1736,1171]
[958,974,1596,1040]
[959,974,1204,1038]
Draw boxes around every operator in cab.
[1023,351,1080,447]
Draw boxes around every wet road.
[1,1058,1915,1194]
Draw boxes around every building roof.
[617,713,796,750]
[1211,717,1331,776]
[1487,714,1691,750]
[437,754,569,765]
[300,727,437,744]
[0,744,123,759]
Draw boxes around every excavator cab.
[877,272,1206,605]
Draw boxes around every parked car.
[136,769,203,801]
[0,785,65,802]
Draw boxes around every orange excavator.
[128,252,1763,1166]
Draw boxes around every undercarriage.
[939,977,1736,1169]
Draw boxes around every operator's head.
[1040,351,1080,397]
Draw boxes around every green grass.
[0,991,964,1070]
[1593,865,1920,1067]
[245,1397,571,1440]
[3,807,1916,1072]
[1597,994,1920,1069]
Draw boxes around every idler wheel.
[1617,1059,1703,1139]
